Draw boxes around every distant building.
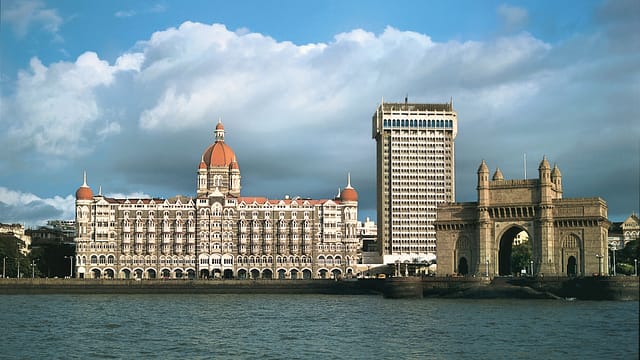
[512,231,529,246]
[0,223,31,255]
[621,213,640,243]
[46,220,77,240]
[357,217,380,264]
[27,226,74,247]
[608,212,640,250]
[372,99,457,264]
[436,158,609,277]
[75,121,359,280]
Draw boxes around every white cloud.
[1,52,135,157]
[1,0,63,38]
[2,18,638,222]
[0,187,74,226]
[115,10,136,18]
[104,192,153,199]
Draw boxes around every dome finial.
[215,118,225,142]
[82,171,88,187]
[346,172,352,189]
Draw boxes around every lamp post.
[17,258,20,279]
[611,244,617,276]
[485,259,489,278]
[2,256,5,278]
[595,254,603,276]
[635,259,638,276]
[530,260,534,277]
[64,256,73,279]
[31,259,37,278]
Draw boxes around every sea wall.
[0,278,381,295]
[1,276,637,300]
[382,276,639,300]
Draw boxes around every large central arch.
[498,226,530,276]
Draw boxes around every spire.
[98,185,102,196]
[492,168,504,181]
[477,159,489,173]
[82,171,88,187]
[345,173,353,189]
[538,155,550,170]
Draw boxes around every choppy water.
[0,294,637,359]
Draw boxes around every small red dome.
[199,159,207,169]
[230,158,240,170]
[341,187,358,202]
[76,186,93,201]
[216,122,224,130]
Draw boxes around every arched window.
[90,255,98,264]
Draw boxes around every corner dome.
[538,156,550,170]
[492,168,504,181]
[341,187,358,202]
[75,172,93,200]
[477,160,489,173]
[340,174,358,202]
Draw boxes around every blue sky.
[1,0,638,226]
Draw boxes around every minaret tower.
[75,171,94,279]
[538,156,556,274]
[476,160,493,275]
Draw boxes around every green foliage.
[615,240,638,275]
[511,240,532,274]
[616,263,635,276]
[0,234,30,278]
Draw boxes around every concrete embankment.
[1,276,637,300]
[0,278,383,295]
[382,276,639,300]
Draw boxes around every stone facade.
[435,157,609,277]
[75,121,359,280]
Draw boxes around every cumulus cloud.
[1,51,138,157]
[1,0,63,38]
[0,187,74,226]
[2,6,638,225]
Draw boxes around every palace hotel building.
[75,121,359,280]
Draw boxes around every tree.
[511,240,532,275]
[615,240,639,275]
[0,234,30,278]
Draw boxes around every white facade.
[75,121,359,280]
[372,100,457,263]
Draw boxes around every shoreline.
[0,276,637,300]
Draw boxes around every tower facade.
[372,100,458,263]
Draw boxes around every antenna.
[524,153,527,179]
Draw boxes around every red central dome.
[202,141,237,168]
[200,120,239,169]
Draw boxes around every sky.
[1,0,639,227]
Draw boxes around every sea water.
[1,294,637,359]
